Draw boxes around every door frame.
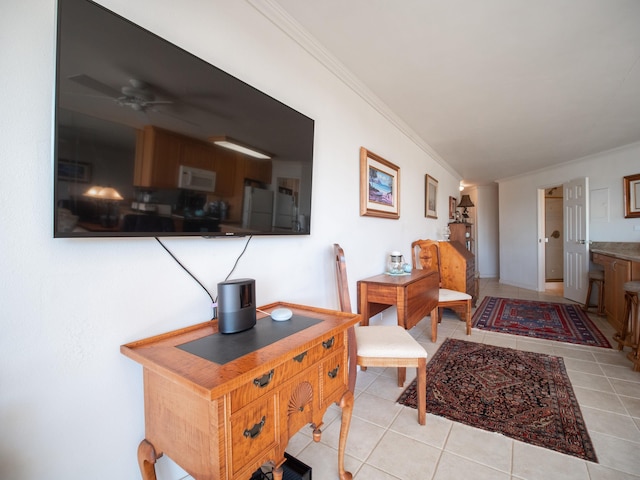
[537,188,546,292]
[536,179,589,297]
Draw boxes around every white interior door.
[563,177,589,303]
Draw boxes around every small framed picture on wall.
[360,147,400,219]
[624,173,640,218]
[449,196,456,220]
[425,174,438,218]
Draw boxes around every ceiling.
[267,0,640,186]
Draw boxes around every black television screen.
[54,0,314,238]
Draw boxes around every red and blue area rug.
[471,296,611,348]
[397,338,598,462]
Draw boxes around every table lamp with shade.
[457,195,474,222]
[83,186,123,227]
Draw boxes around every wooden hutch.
[448,222,473,252]
[439,239,478,307]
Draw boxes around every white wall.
[474,185,499,278]
[0,1,461,479]
[498,142,640,291]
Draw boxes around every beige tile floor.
[288,279,640,480]
[186,279,640,480]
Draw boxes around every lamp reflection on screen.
[83,186,123,227]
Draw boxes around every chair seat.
[589,269,604,281]
[355,325,427,358]
[623,281,640,293]
[439,288,472,302]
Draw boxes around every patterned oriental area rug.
[471,296,611,348]
[397,339,598,462]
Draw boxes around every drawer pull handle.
[322,337,335,349]
[243,416,266,439]
[293,351,308,363]
[253,370,274,388]
[327,364,340,378]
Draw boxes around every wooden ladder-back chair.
[411,239,472,342]
[333,244,426,425]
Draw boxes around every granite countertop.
[591,242,640,262]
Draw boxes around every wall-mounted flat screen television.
[54,0,314,238]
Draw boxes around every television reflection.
[54,0,314,237]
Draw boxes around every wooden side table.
[357,269,439,330]
[121,303,361,480]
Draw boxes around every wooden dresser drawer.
[230,367,282,412]
[229,335,343,412]
[320,351,346,405]
[230,395,277,475]
[282,334,343,379]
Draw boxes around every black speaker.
[217,278,256,334]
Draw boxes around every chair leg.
[597,280,605,316]
[431,307,439,342]
[582,280,594,312]
[628,294,639,370]
[615,293,632,351]
[465,299,472,335]
[416,357,426,425]
[396,367,406,387]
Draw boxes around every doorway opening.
[545,186,563,285]
[538,185,564,296]
[538,178,589,302]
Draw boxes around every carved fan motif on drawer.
[288,381,313,417]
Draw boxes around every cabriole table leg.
[137,439,162,480]
[338,390,354,480]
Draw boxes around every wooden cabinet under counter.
[592,252,640,334]
[121,302,360,480]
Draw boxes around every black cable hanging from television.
[221,235,253,283]
[154,236,253,318]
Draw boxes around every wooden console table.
[121,302,361,480]
[357,269,439,329]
